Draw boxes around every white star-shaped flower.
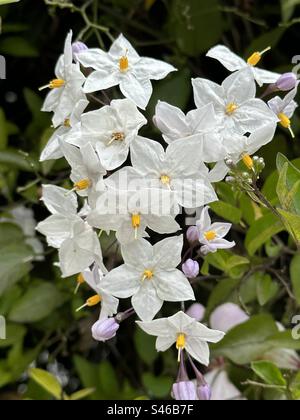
[77,34,177,109]
[111,136,217,209]
[192,68,277,136]
[40,99,88,162]
[101,236,195,321]
[196,206,235,255]
[268,84,299,138]
[60,141,106,197]
[207,44,280,86]
[67,98,147,170]
[137,311,224,365]
[88,188,180,244]
[40,31,86,128]
[36,185,106,277]
[82,266,119,321]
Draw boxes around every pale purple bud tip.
[197,383,211,401]
[182,259,199,279]
[186,303,205,322]
[91,318,119,342]
[276,72,297,91]
[72,41,88,57]
[186,226,199,243]
[210,303,249,333]
[172,381,198,400]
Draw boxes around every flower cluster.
[37,31,298,401]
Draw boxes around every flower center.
[247,46,271,67]
[131,213,141,240]
[142,270,154,281]
[160,174,171,185]
[39,78,65,91]
[241,153,254,170]
[226,102,238,115]
[176,333,186,362]
[119,55,129,73]
[278,113,295,138]
[64,118,71,128]
[204,231,217,241]
[74,178,91,191]
[76,294,101,312]
[108,131,125,146]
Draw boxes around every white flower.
[153,101,226,162]
[137,311,224,365]
[40,31,86,128]
[59,141,106,197]
[82,266,119,321]
[77,34,177,109]
[36,185,106,277]
[207,44,280,86]
[208,124,277,182]
[88,188,180,244]
[101,236,195,321]
[68,98,147,170]
[268,84,299,138]
[192,68,277,136]
[112,136,217,209]
[40,99,88,162]
[196,206,235,255]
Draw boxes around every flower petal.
[132,281,163,321]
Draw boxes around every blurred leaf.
[98,361,119,398]
[169,0,223,57]
[69,388,95,401]
[245,213,284,256]
[281,0,300,22]
[134,328,158,365]
[0,36,38,57]
[9,282,65,323]
[145,0,157,10]
[0,149,39,172]
[246,27,285,57]
[290,372,300,400]
[210,201,242,224]
[206,278,239,315]
[0,109,8,150]
[256,274,279,306]
[205,250,249,279]
[277,208,300,245]
[142,373,172,398]
[290,254,300,305]
[277,154,300,214]
[0,223,24,247]
[28,368,62,400]
[251,361,287,387]
[0,0,20,4]
[0,323,26,348]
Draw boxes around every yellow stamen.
[119,53,129,73]
[160,174,171,185]
[247,47,271,67]
[39,78,65,91]
[132,213,141,240]
[76,294,101,312]
[107,132,125,146]
[142,270,154,281]
[74,273,85,295]
[64,118,71,128]
[278,113,295,138]
[176,333,186,363]
[74,178,91,191]
[204,231,217,241]
[226,102,238,115]
[242,154,254,170]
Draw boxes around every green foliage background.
[0,0,300,400]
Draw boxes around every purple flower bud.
[275,72,297,91]
[186,226,199,243]
[210,303,249,333]
[91,318,119,342]
[182,259,199,279]
[172,381,198,400]
[197,383,211,401]
[72,41,88,58]
[186,303,205,322]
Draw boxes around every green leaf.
[256,274,279,306]
[251,361,287,387]
[169,0,222,57]
[0,243,33,296]
[277,208,300,245]
[0,149,39,172]
[98,361,119,398]
[0,323,26,348]
[290,372,300,400]
[0,0,21,4]
[0,223,24,247]
[28,368,62,400]
[211,314,279,364]
[290,254,300,305]
[205,250,249,279]
[69,388,95,401]
[206,278,240,315]
[277,154,300,214]
[245,213,284,256]
[0,36,38,57]
[9,282,65,323]
[134,328,158,365]
[246,27,286,57]
[210,201,242,224]
[281,0,300,22]
[142,373,173,398]
[0,109,8,150]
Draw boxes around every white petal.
[253,67,280,86]
[40,127,66,161]
[109,34,140,61]
[222,68,256,104]
[196,206,212,232]
[135,57,177,80]
[59,237,96,277]
[132,281,163,321]
[146,214,180,235]
[84,70,120,93]
[185,338,210,366]
[234,99,277,134]
[154,270,195,302]
[41,185,77,216]
[36,214,74,248]
[136,318,174,337]
[185,322,225,343]
[207,45,246,72]
[210,222,232,238]
[99,292,119,320]
[77,48,114,71]
[192,78,224,110]
[153,235,183,269]
[120,74,153,110]
[246,123,277,155]
[101,264,141,298]
[154,101,190,143]
[208,161,229,183]
[156,335,176,352]
[131,135,164,175]
[121,238,154,268]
